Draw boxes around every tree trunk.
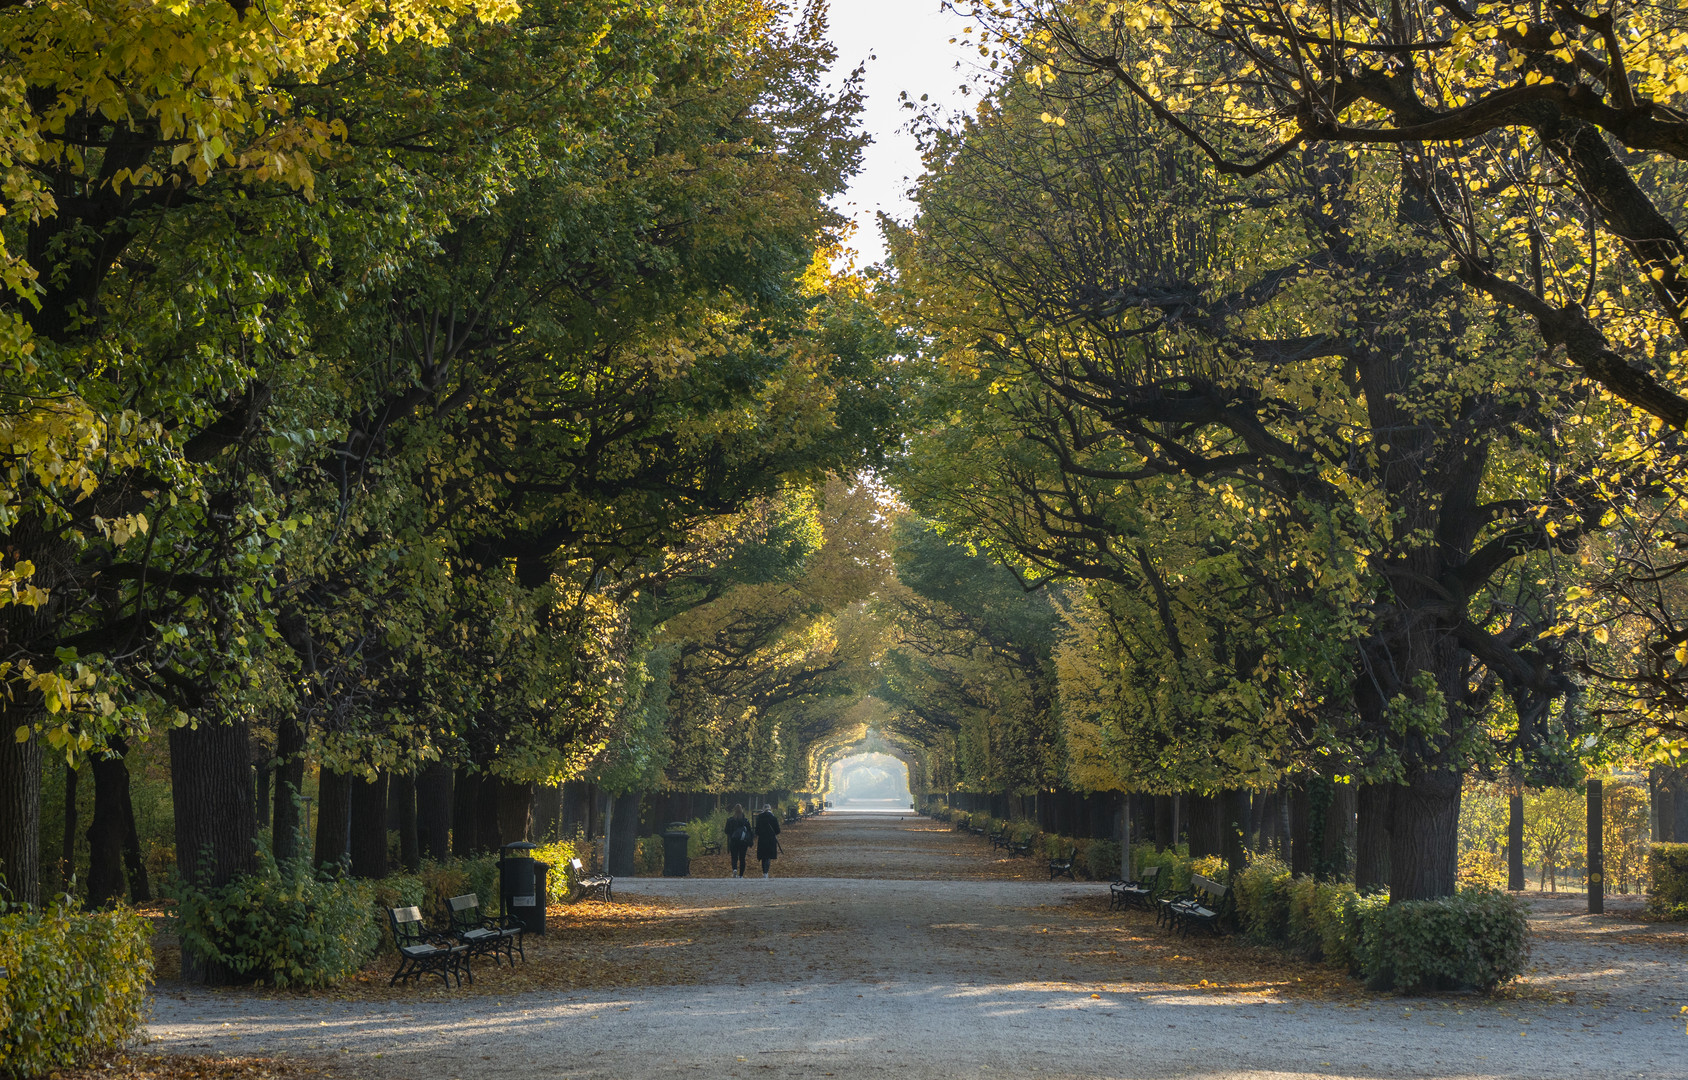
[1355,784,1392,892]
[120,751,151,903]
[1289,782,1312,877]
[476,773,503,853]
[496,778,533,847]
[62,763,79,894]
[532,784,561,843]
[1222,789,1250,872]
[392,772,419,873]
[314,767,352,870]
[348,771,388,879]
[0,720,43,907]
[561,780,590,839]
[87,744,132,906]
[1587,775,1604,914]
[1187,794,1222,858]
[452,767,481,858]
[607,791,640,876]
[254,758,272,833]
[1153,795,1173,850]
[169,718,260,984]
[416,763,452,862]
[1253,788,1280,854]
[270,709,307,863]
[1322,781,1356,881]
[1388,770,1461,901]
[1673,766,1688,842]
[1508,786,1526,890]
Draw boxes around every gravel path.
[146,813,1688,1080]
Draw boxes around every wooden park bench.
[1008,836,1034,858]
[1048,845,1079,881]
[700,837,722,856]
[447,893,526,967]
[569,856,613,902]
[989,825,1009,850]
[1109,864,1161,912]
[388,906,470,989]
[1163,873,1231,937]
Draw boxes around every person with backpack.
[725,804,753,878]
[754,803,782,878]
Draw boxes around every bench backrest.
[390,906,426,947]
[1190,873,1228,898]
[1141,865,1161,882]
[569,857,585,874]
[447,893,481,930]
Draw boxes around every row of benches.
[1109,865,1231,936]
[389,857,612,990]
[958,819,1229,929]
[957,819,1081,881]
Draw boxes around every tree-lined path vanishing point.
[147,812,1687,1080]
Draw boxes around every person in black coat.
[754,804,781,878]
[724,804,753,878]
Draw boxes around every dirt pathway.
[145,812,1688,1080]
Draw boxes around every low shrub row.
[1233,855,1530,992]
[1648,843,1688,920]
[931,804,1529,994]
[929,806,1127,881]
[0,902,151,1078]
[170,842,585,989]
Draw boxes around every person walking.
[754,803,782,879]
[725,804,753,878]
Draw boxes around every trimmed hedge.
[0,903,152,1078]
[1232,855,1528,993]
[169,853,382,988]
[1647,843,1688,920]
[931,807,1126,880]
[1354,887,1529,993]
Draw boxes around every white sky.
[821,0,986,266]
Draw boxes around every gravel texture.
[145,812,1688,1080]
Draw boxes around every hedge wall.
[1233,856,1529,993]
[0,903,151,1078]
[1647,843,1688,920]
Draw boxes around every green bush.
[1647,843,1688,920]
[168,852,381,988]
[1233,855,1292,942]
[1353,887,1529,993]
[1131,843,1195,893]
[1229,860,1524,992]
[685,810,731,857]
[0,902,151,1078]
[1083,839,1122,880]
[634,835,664,876]
[531,840,581,905]
[370,875,425,954]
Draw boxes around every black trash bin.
[500,841,547,935]
[661,822,691,877]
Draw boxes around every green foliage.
[167,853,380,988]
[1647,844,1688,920]
[635,836,665,877]
[369,875,426,954]
[1353,888,1530,994]
[529,841,580,906]
[1131,844,1196,894]
[0,902,151,1078]
[1233,855,1293,943]
[1232,860,1525,991]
